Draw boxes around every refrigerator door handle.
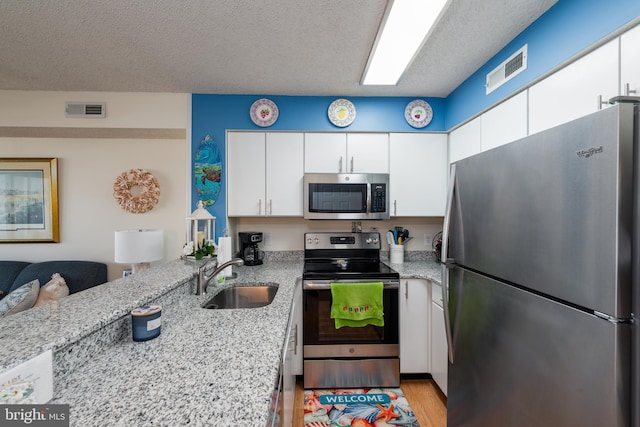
[442,164,456,363]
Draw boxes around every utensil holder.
[390,244,404,264]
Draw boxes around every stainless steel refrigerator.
[441,101,640,427]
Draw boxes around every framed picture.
[0,158,59,243]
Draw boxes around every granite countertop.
[388,259,442,284]
[1,256,441,426]
[50,259,304,426]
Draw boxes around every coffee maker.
[237,232,264,266]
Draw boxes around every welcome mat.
[303,388,420,426]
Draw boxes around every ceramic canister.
[131,304,162,341]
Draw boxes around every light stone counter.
[51,259,303,426]
[0,254,441,426]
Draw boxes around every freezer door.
[448,104,635,318]
[447,267,630,427]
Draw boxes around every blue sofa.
[0,260,108,301]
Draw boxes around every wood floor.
[292,377,447,427]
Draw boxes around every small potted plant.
[182,238,216,260]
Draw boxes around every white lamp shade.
[114,229,164,264]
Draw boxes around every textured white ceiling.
[0,0,557,97]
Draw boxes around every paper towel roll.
[217,236,233,277]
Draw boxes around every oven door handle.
[303,281,399,290]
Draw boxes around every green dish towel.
[330,282,384,329]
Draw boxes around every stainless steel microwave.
[303,173,390,220]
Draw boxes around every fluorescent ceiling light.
[362,0,449,85]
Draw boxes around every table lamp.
[115,229,164,274]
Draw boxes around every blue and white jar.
[131,304,162,342]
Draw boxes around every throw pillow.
[0,279,40,317]
[34,273,69,307]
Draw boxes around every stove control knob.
[306,237,313,245]
[314,237,320,245]
[365,238,372,244]
[373,238,379,244]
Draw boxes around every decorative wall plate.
[328,98,356,127]
[194,135,222,206]
[250,98,279,127]
[405,99,433,128]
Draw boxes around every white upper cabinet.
[304,133,389,173]
[346,133,389,173]
[390,133,447,216]
[266,133,304,216]
[227,132,303,216]
[304,133,347,173]
[528,39,619,135]
[448,117,481,164]
[481,91,528,151]
[621,24,640,97]
[227,132,266,216]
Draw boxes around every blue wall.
[193,0,640,239]
[192,95,445,238]
[445,0,640,128]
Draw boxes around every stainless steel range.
[302,231,400,389]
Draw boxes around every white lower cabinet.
[283,281,302,426]
[291,280,303,376]
[431,282,448,396]
[399,279,430,373]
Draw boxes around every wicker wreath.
[113,169,160,214]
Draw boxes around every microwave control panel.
[371,183,387,213]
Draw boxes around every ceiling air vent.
[65,102,106,118]
[486,44,527,95]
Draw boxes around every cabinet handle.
[258,199,262,215]
[597,94,609,110]
[293,324,298,355]
[404,281,408,299]
[350,156,354,173]
[625,83,637,96]
[339,156,343,173]
[269,199,272,216]
[394,200,397,216]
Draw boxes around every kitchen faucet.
[196,258,244,295]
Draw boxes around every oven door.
[303,280,399,358]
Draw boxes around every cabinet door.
[304,133,347,173]
[529,39,618,135]
[431,297,448,396]
[291,280,303,376]
[481,91,528,152]
[390,133,447,216]
[449,117,481,164]
[227,132,265,216]
[346,133,389,173]
[283,314,294,427]
[621,24,640,96]
[399,279,430,373]
[266,133,304,216]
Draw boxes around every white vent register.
[486,44,528,94]
[65,102,106,118]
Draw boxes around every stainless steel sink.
[202,284,278,309]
